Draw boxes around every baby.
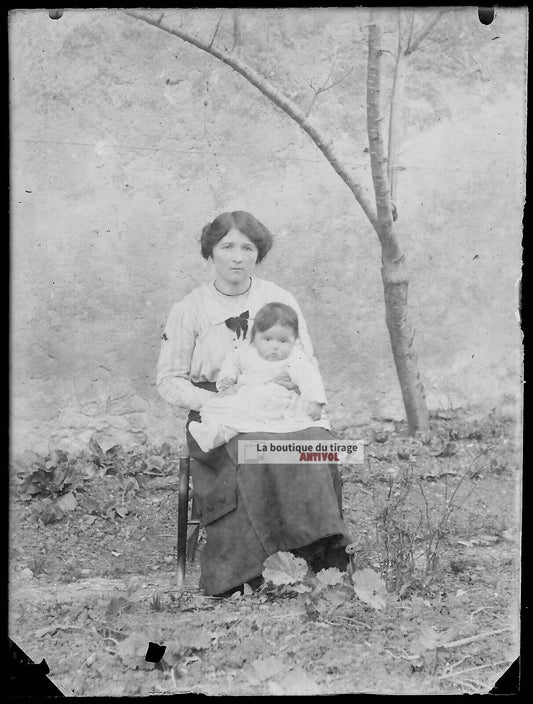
[188,301,328,452]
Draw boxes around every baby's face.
[253,324,296,361]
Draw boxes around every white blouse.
[156,277,318,411]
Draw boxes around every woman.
[157,211,351,596]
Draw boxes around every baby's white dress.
[198,343,329,438]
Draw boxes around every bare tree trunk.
[367,16,429,433]
[381,257,430,433]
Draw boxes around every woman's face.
[211,228,258,287]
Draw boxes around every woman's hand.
[272,372,299,392]
[307,401,325,421]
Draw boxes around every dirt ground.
[9,410,521,696]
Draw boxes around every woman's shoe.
[310,537,349,573]
[292,536,349,573]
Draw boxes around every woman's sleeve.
[156,300,215,411]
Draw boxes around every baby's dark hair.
[251,302,299,341]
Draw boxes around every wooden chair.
[176,456,201,590]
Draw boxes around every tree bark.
[381,259,430,434]
[367,17,429,433]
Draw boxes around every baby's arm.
[217,376,235,390]
[216,348,242,393]
[287,353,327,419]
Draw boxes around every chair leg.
[176,456,190,590]
[186,494,201,562]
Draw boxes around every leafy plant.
[17,449,85,501]
[374,462,421,593]
[13,437,183,523]
[40,491,79,524]
[15,449,93,524]
[261,551,387,615]
[374,457,479,595]
[149,592,164,612]
[94,439,180,479]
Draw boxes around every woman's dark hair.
[200,211,273,263]
[251,302,299,341]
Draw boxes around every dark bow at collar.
[224,310,249,340]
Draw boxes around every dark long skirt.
[186,414,352,596]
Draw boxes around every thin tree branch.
[307,57,337,115]
[439,659,512,680]
[311,55,337,95]
[441,628,512,651]
[313,57,354,96]
[323,66,354,93]
[406,11,415,50]
[406,10,448,55]
[124,9,378,230]
[231,11,241,53]
[208,13,224,49]
[307,58,352,116]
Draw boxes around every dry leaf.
[147,455,165,471]
[412,623,441,655]
[267,681,285,695]
[164,628,212,663]
[115,631,151,669]
[322,588,349,607]
[263,551,308,585]
[162,643,182,668]
[105,595,132,619]
[181,629,212,651]
[315,567,345,587]
[312,597,330,614]
[472,534,500,546]
[268,668,322,695]
[351,568,387,610]
[251,656,285,682]
[35,624,62,638]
